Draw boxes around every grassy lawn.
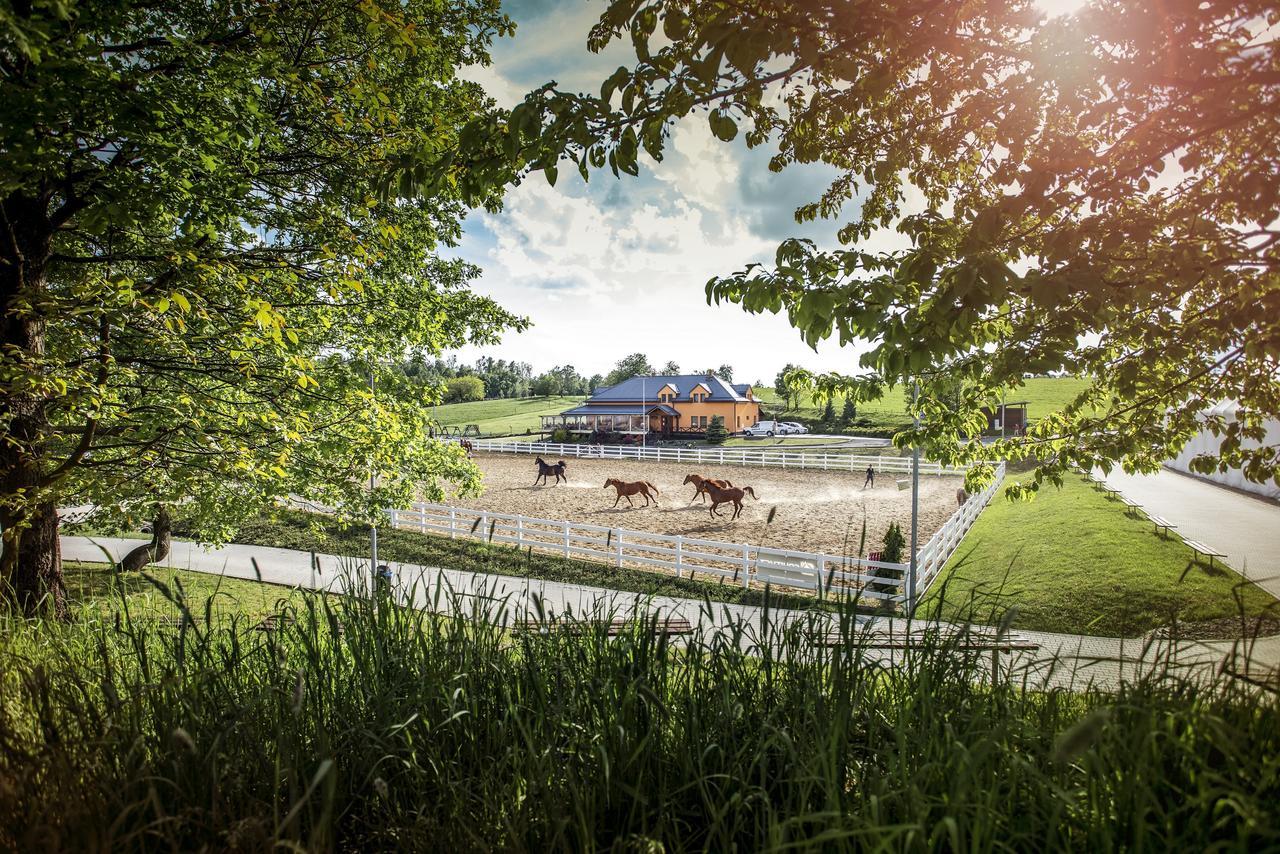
[756,376,1093,433]
[63,560,301,621]
[920,476,1280,636]
[433,394,583,436]
[187,508,846,614]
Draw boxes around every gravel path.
[450,453,964,558]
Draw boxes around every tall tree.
[0,0,522,615]
[774,364,800,411]
[659,360,681,375]
[470,0,1280,493]
[605,353,654,386]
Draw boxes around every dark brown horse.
[682,473,734,504]
[534,456,568,486]
[460,439,474,457]
[700,481,758,520]
[604,478,660,508]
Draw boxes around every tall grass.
[0,572,1276,851]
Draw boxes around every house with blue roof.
[541,373,761,438]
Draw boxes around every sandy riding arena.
[450,454,964,558]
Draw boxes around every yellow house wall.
[670,399,760,432]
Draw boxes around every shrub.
[821,398,836,424]
[882,520,905,563]
[841,397,857,425]
[705,415,728,444]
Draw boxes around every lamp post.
[369,365,378,593]
[907,379,920,615]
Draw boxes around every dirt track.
[450,454,963,557]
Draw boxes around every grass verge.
[920,475,1280,636]
[2,581,1277,849]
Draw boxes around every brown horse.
[956,487,970,507]
[460,439,474,457]
[700,481,758,520]
[604,478,660,508]
[682,473,734,504]
[534,456,568,486]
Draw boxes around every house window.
[697,415,708,428]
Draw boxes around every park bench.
[1119,496,1143,516]
[1148,515,1177,538]
[517,615,693,638]
[1182,539,1227,569]
[819,624,1040,683]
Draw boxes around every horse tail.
[646,482,659,495]
[744,487,758,500]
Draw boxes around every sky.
[446,0,868,385]
[447,0,1081,384]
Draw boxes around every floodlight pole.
[908,379,920,615]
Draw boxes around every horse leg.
[625,494,635,507]
[613,493,622,508]
[733,500,742,520]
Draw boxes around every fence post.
[817,557,826,598]
[562,521,570,558]
[480,510,488,541]
[516,516,523,548]
[741,543,751,588]
[418,503,426,534]
[615,529,624,568]
[389,508,398,529]
[675,536,684,578]
[449,507,456,539]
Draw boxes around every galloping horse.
[460,439,474,457]
[682,473,734,504]
[533,456,568,486]
[604,478,660,508]
[700,481,758,520]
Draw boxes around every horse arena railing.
[386,503,911,603]
[458,439,965,476]
[912,462,1007,598]
[288,464,1005,609]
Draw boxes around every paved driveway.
[1100,467,1280,600]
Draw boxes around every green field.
[755,376,1093,433]
[63,560,302,621]
[433,394,583,436]
[920,476,1279,636]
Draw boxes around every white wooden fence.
[288,462,1005,609]
[460,438,964,476]
[912,462,1007,597]
[387,503,910,603]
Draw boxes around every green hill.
[433,395,583,437]
[755,376,1092,434]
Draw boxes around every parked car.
[780,422,809,435]
[744,420,781,437]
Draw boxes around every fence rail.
[459,439,964,476]
[287,462,1005,608]
[388,503,909,602]
[913,462,1007,597]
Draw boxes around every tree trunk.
[1,190,67,618]
[118,506,172,573]
[0,502,66,619]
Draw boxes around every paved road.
[63,535,1278,691]
[1100,467,1280,600]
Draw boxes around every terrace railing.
[458,438,964,476]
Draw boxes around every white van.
[744,420,781,437]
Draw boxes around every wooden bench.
[1118,496,1143,515]
[820,625,1040,683]
[255,614,296,633]
[1183,539,1227,569]
[1148,515,1177,538]
[517,616,693,638]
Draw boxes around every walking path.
[1101,467,1280,600]
[63,536,1279,691]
